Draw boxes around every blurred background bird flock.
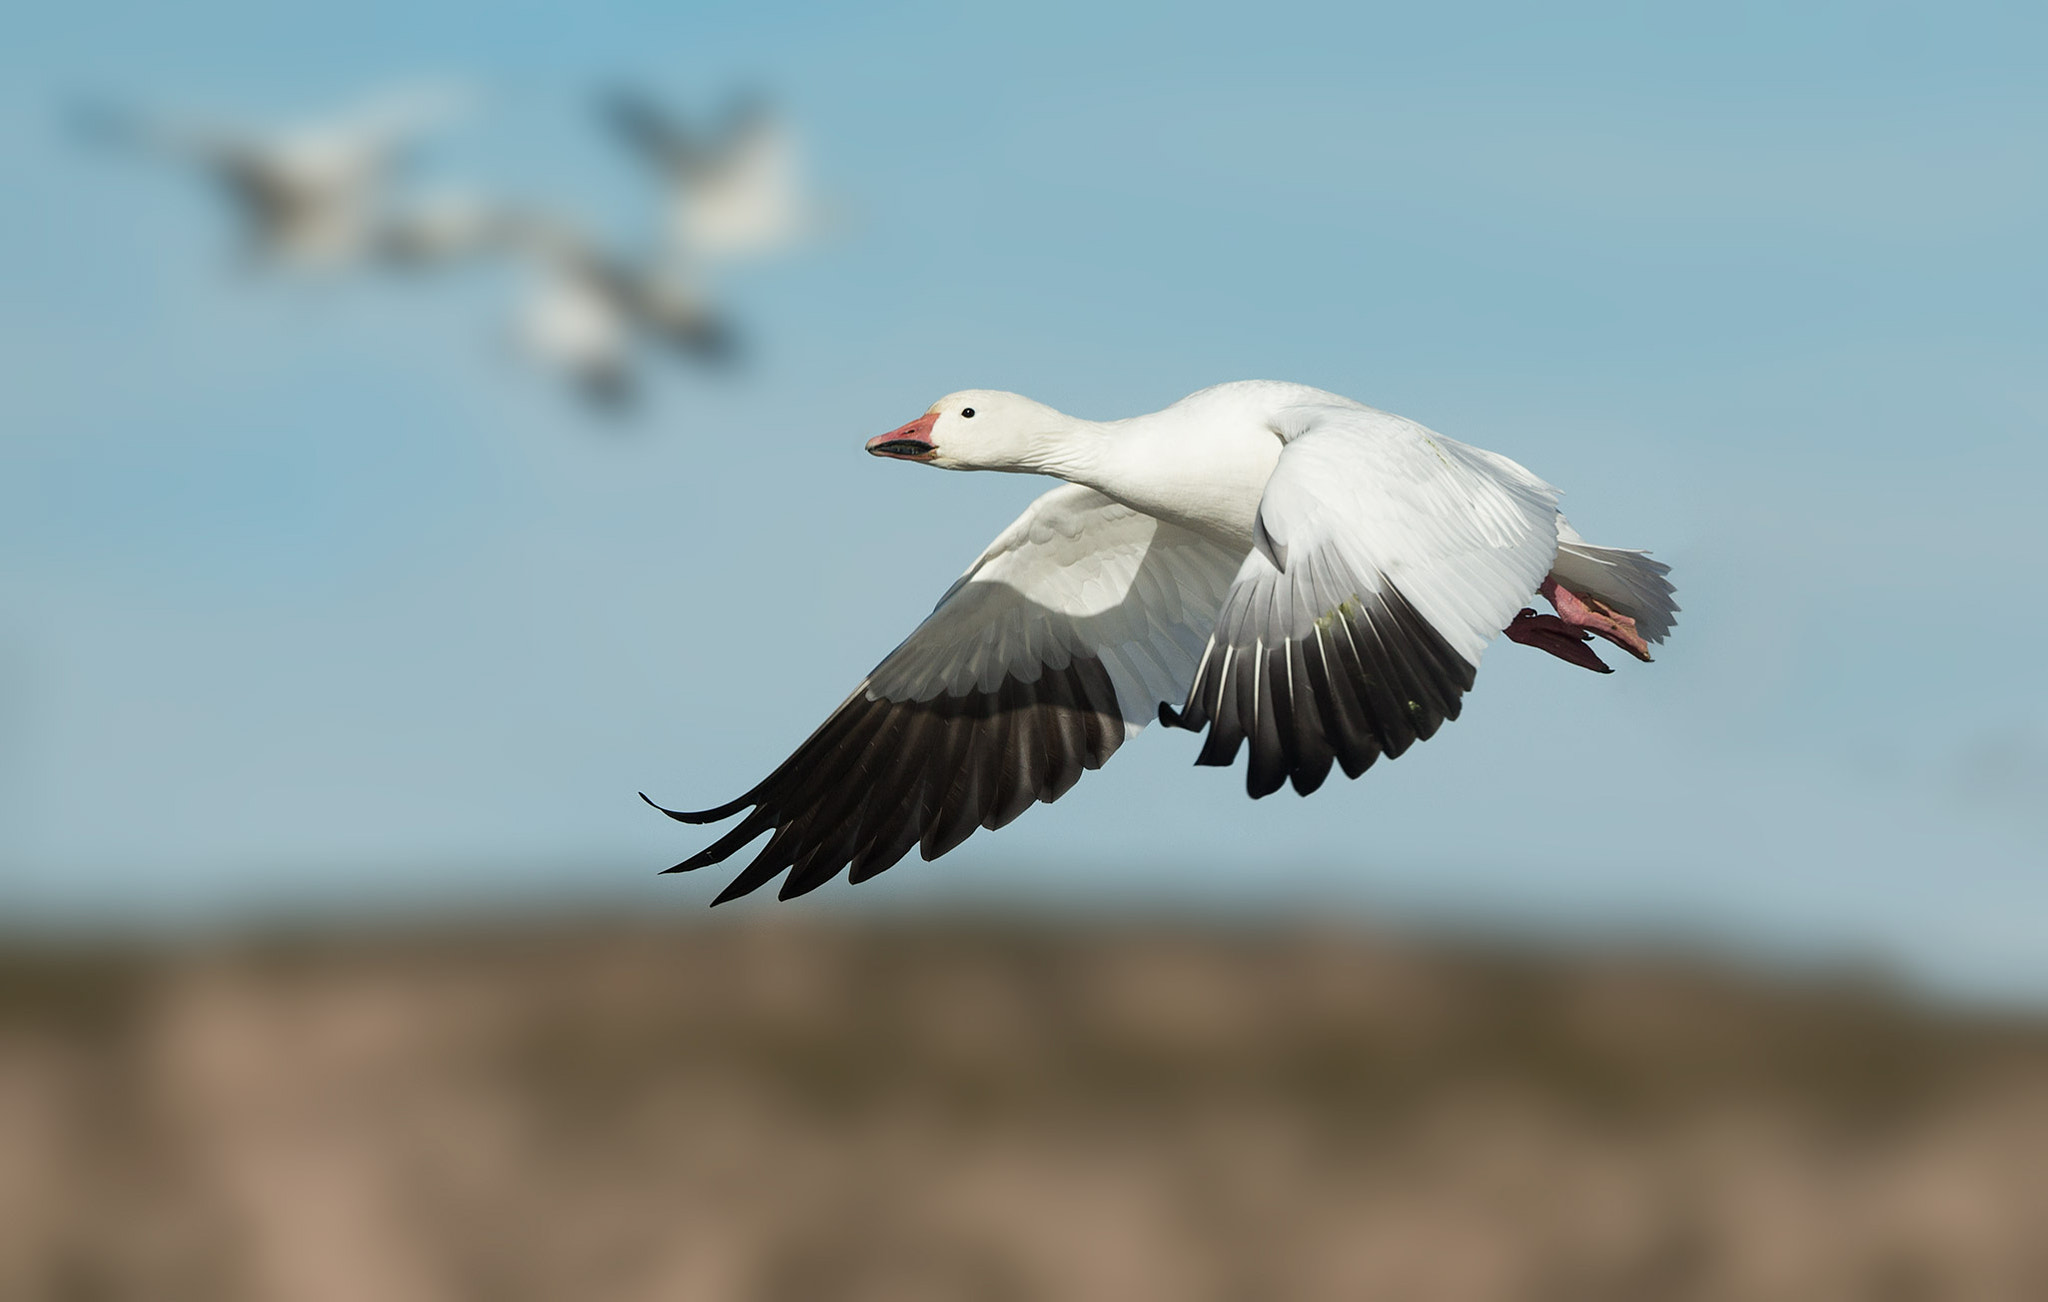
[72,81,817,412]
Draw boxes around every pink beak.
[866,412,939,461]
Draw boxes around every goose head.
[866,390,1075,472]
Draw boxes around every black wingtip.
[639,791,687,820]
[709,876,758,906]
[639,791,752,825]
[1158,701,1190,730]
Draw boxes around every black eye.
[961,407,975,418]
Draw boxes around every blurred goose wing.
[601,89,709,174]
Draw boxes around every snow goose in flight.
[489,211,737,411]
[74,86,468,270]
[646,381,1676,902]
[601,88,818,266]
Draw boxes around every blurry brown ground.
[3,917,2047,1302]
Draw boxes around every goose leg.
[1504,608,1612,673]
[1539,576,1653,661]
[1503,577,1654,674]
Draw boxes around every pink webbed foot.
[1503,579,1655,674]
[1505,609,1613,673]
[1540,577,1653,662]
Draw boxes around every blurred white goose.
[371,191,511,268]
[501,212,736,411]
[76,86,467,269]
[602,89,816,266]
[647,381,1677,903]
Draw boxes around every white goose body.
[1075,382,1292,548]
[490,211,735,410]
[649,381,1676,903]
[79,88,467,269]
[602,90,817,268]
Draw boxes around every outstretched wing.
[648,485,1242,903]
[1164,402,1560,797]
[600,89,705,172]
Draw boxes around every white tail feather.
[1550,519,1679,644]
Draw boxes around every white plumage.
[447,208,737,411]
[649,381,1677,902]
[602,90,820,268]
[79,87,468,270]
[865,485,1239,724]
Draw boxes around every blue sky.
[3,3,2045,999]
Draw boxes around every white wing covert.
[648,484,1240,902]
[1164,402,1560,796]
